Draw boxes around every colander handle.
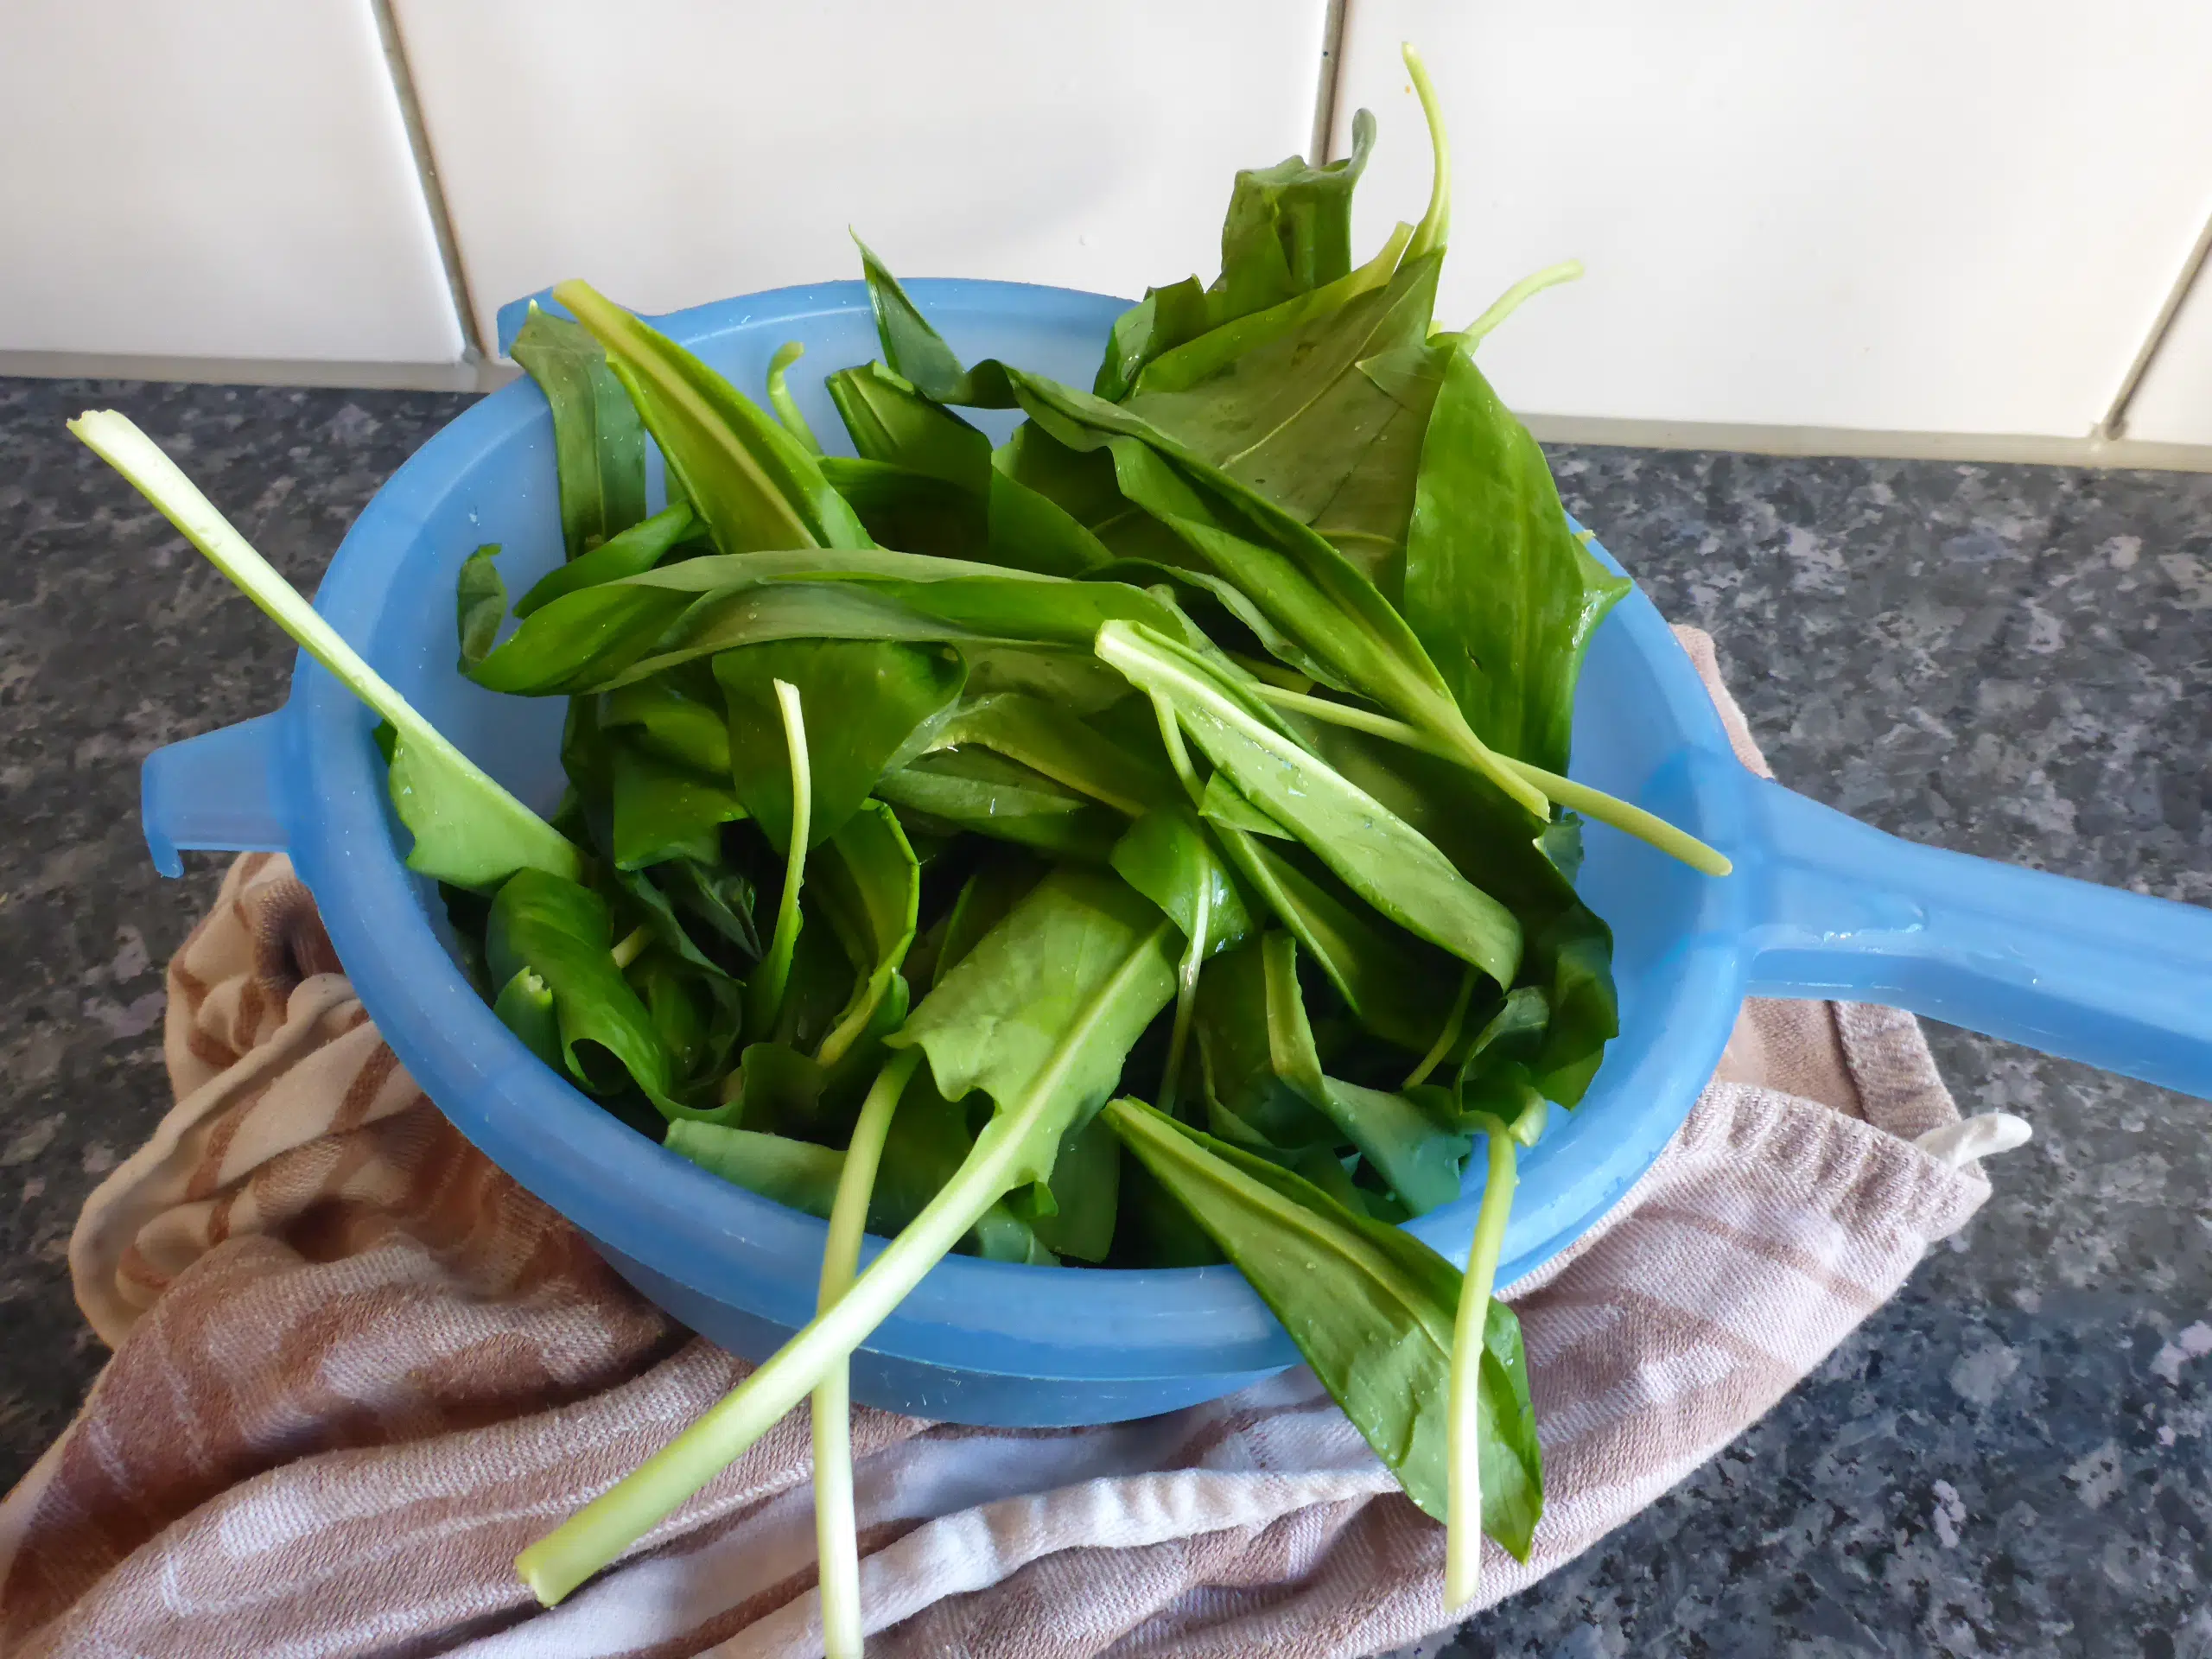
[141,713,289,877]
[1739,776,2212,1100]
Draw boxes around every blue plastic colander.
[137,280,2212,1426]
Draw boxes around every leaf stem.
[752,680,812,1035]
[812,1049,918,1659]
[766,342,824,455]
[1248,684,1732,877]
[1446,1127,1517,1611]
[1403,43,1451,262]
[512,919,1175,1605]
[1159,874,1211,1114]
[1148,693,1205,810]
[1463,261,1585,349]
[1404,967,1476,1090]
[609,925,653,970]
[67,410,578,880]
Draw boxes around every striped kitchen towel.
[0,629,2019,1658]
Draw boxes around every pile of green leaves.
[73,54,1725,1640]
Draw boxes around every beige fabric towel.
[0,629,2010,1659]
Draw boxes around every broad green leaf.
[554,280,873,556]
[512,302,649,557]
[869,1067,1057,1264]
[1198,771,1293,839]
[664,1122,843,1218]
[600,667,731,775]
[1208,823,1457,1053]
[851,238,1014,408]
[492,965,560,1072]
[1257,931,1469,1217]
[1402,340,1631,775]
[715,639,965,852]
[613,865,744,986]
[609,741,745,871]
[486,869,697,1122]
[657,856,761,962]
[818,456,982,558]
[1097,621,1521,989]
[1030,1113,1120,1262]
[891,868,1179,1187]
[1212,108,1377,316]
[1192,936,1336,1154]
[930,856,1046,989]
[875,749,1124,861]
[1108,810,1254,957]
[513,502,700,619]
[1103,1096,1541,1546]
[1093,276,1212,402]
[811,801,920,1067]
[827,359,991,485]
[456,544,506,671]
[1002,370,1549,819]
[928,693,1179,817]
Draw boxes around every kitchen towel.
[0,628,2023,1659]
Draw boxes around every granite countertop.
[3,374,2207,1654]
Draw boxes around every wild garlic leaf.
[810,800,921,1068]
[511,302,650,557]
[1103,1096,1540,1547]
[455,544,507,672]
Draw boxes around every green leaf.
[1093,276,1212,403]
[851,237,1014,408]
[512,302,649,557]
[1103,1096,1540,1546]
[1097,621,1522,989]
[927,692,1180,817]
[875,750,1125,861]
[1108,810,1253,957]
[868,1067,1056,1263]
[1402,340,1631,775]
[930,857,1046,990]
[1206,824,1458,1054]
[764,341,823,454]
[891,868,1179,1188]
[827,359,992,485]
[554,279,873,556]
[486,868,698,1121]
[1192,937,1338,1154]
[715,639,965,852]
[657,856,761,962]
[817,456,984,558]
[666,1122,844,1217]
[456,544,507,671]
[810,801,920,1067]
[492,965,561,1072]
[600,666,732,775]
[1029,1112,1120,1262]
[1002,370,1550,819]
[1198,770,1292,839]
[1213,108,1378,315]
[70,410,582,894]
[609,741,746,871]
[513,502,700,620]
[1257,930,1469,1216]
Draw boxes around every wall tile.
[0,0,463,364]
[391,0,1331,350]
[1334,1,2212,436]
[2116,246,2212,445]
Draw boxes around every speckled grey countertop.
[3,374,2207,1655]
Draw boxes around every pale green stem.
[1463,260,1585,349]
[67,410,577,880]
[767,341,824,455]
[1250,685,1732,878]
[609,925,653,970]
[812,1050,918,1659]
[1445,1128,1517,1611]
[1403,966,1477,1090]
[1148,693,1206,810]
[1403,43,1452,262]
[1159,875,1211,1115]
[753,680,813,1035]
[512,919,1175,1605]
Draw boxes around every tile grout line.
[365,0,487,364]
[2097,201,2212,441]
[1310,0,1352,164]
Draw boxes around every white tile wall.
[1332,1,2212,438]
[2118,245,2212,445]
[0,0,464,365]
[389,0,1331,350]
